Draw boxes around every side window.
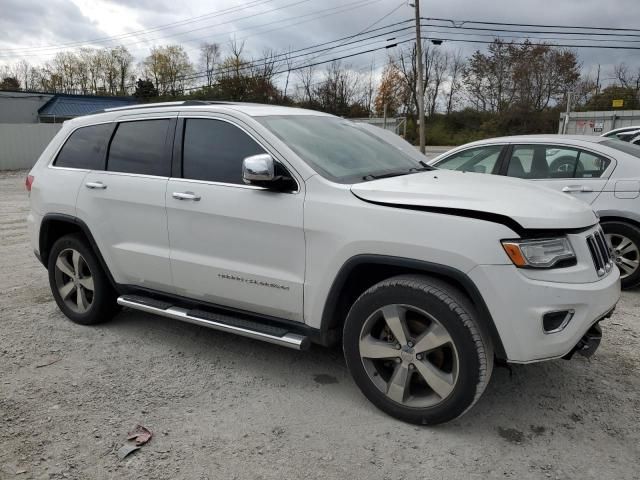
[435,145,503,174]
[508,145,580,179]
[107,119,171,176]
[575,151,610,178]
[182,118,265,184]
[54,123,114,170]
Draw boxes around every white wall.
[0,92,54,123]
[0,123,61,170]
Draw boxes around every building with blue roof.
[38,94,138,122]
[0,90,138,124]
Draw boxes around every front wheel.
[602,221,640,289]
[343,275,493,425]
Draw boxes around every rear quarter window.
[53,123,114,170]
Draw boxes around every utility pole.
[563,91,573,134]
[383,103,388,130]
[413,0,426,154]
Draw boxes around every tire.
[343,274,493,425]
[47,233,119,325]
[602,221,640,289]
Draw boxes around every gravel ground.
[1,169,639,480]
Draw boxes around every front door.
[166,116,305,321]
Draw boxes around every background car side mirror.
[242,154,275,184]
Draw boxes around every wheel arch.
[39,213,118,290]
[320,255,507,360]
[598,212,640,230]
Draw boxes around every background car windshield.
[257,115,421,182]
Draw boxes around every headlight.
[501,237,575,268]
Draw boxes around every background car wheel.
[48,234,119,325]
[602,221,640,289]
[343,274,493,425]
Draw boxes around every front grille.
[587,229,613,276]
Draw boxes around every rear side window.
[107,120,171,176]
[182,118,265,184]
[507,145,610,179]
[54,123,114,170]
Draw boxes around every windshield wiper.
[362,165,431,181]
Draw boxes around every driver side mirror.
[242,154,275,184]
[242,154,297,192]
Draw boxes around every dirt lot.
[1,169,638,480]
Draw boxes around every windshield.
[602,139,640,159]
[256,115,426,183]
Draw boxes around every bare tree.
[111,46,134,95]
[282,47,294,101]
[446,50,465,114]
[199,42,220,88]
[296,65,316,104]
[427,49,448,115]
[614,62,640,98]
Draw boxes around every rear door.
[76,114,176,292]
[501,143,613,205]
[165,114,305,321]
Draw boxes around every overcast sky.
[0,0,638,85]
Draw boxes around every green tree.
[0,76,20,90]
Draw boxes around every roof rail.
[98,99,269,114]
[102,100,214,113]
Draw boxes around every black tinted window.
[54,123,114,169]
[107,120,170,176]
[182,119,265,183]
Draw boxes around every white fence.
[559,110,640,136]
[351,117,405,134]
[0,123,61,170]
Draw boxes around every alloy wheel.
[358,304,459,408]
[606,233,640,279]
[54,248,94,313]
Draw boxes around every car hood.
[350,170,598,232]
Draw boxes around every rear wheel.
[343,275,493,425]
[48,234,119,325]
[602,221,640,289]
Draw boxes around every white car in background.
[602,126,640,145]
[429,135,640,289]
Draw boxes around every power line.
[122,20,411,88]
[421,20,640,39]
[418,36,640,50]
[421,25,640,44]
[1,0,316,57]
[424,17,640,33]
[181,38,411,93]
[291,0,405,69]
[1,0,276,53]
[144,29,412,90]
[176,0,384,58]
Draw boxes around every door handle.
[562,185,592,193]
[172,191,201,201]
[85,181,107,190]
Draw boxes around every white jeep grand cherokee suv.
[27,101,620,425]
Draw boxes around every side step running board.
[117,295,309,351]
